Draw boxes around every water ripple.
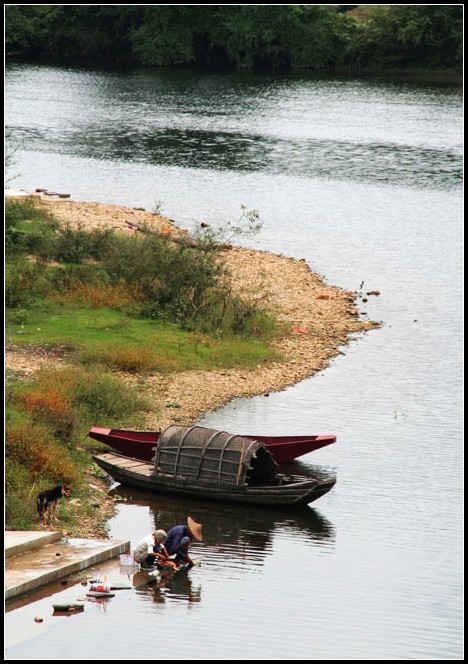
[6,124,462,190]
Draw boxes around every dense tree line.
[5,5,462,71]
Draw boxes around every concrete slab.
[5,531,63,558]
[5,188,70,199]
[6,536,130,601]
[5,188,39,198]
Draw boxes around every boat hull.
[93,452,336,507]
[89,427,336,464]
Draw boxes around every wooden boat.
[92,425,336,507]
[88,426,336,464]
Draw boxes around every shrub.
[6,307,30,325]
[5,257,48,308]
[47,262,110,293]
[6,420,79,482]
[23,365,147,417]
[71,372,147,419]
[203,292,280,338]
[6,200,277,339]
[5,458,38,530]
[9,367,147,444]
[52,224,118,263]
[102,233,246,331]
[5,198,58,255]
[19,387,78,443]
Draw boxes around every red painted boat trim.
[88,427,336,464]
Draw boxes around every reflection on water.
[6,123,461,190]
[133,568,202,606]
[5,64,462,192]
[88,487,335,616]
[113,483,335,548]
[70,596,112,614]
[160,570,201,605]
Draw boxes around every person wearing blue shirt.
[164,516,203,567]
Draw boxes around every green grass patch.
[7,301,281,373]
[5,403,29,425]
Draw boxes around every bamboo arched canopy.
[152,425,278,488]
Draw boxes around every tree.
[350,5,463,69]
[130,6,214,66]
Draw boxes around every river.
[5,64,463,660]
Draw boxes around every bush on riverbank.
[5,198,279,340]
[5,366,148,530]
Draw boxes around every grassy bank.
[5,197,281,532]
[6,196,379,535]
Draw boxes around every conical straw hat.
[187,516,203,542]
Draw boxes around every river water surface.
[5,64,463,660]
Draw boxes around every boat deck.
[99,453,153,475]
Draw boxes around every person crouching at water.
[134,530,175,569]
[152,531,178,570]
[164,516,203,567]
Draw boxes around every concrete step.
[5,531,130,601]
[5,530,63,558]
